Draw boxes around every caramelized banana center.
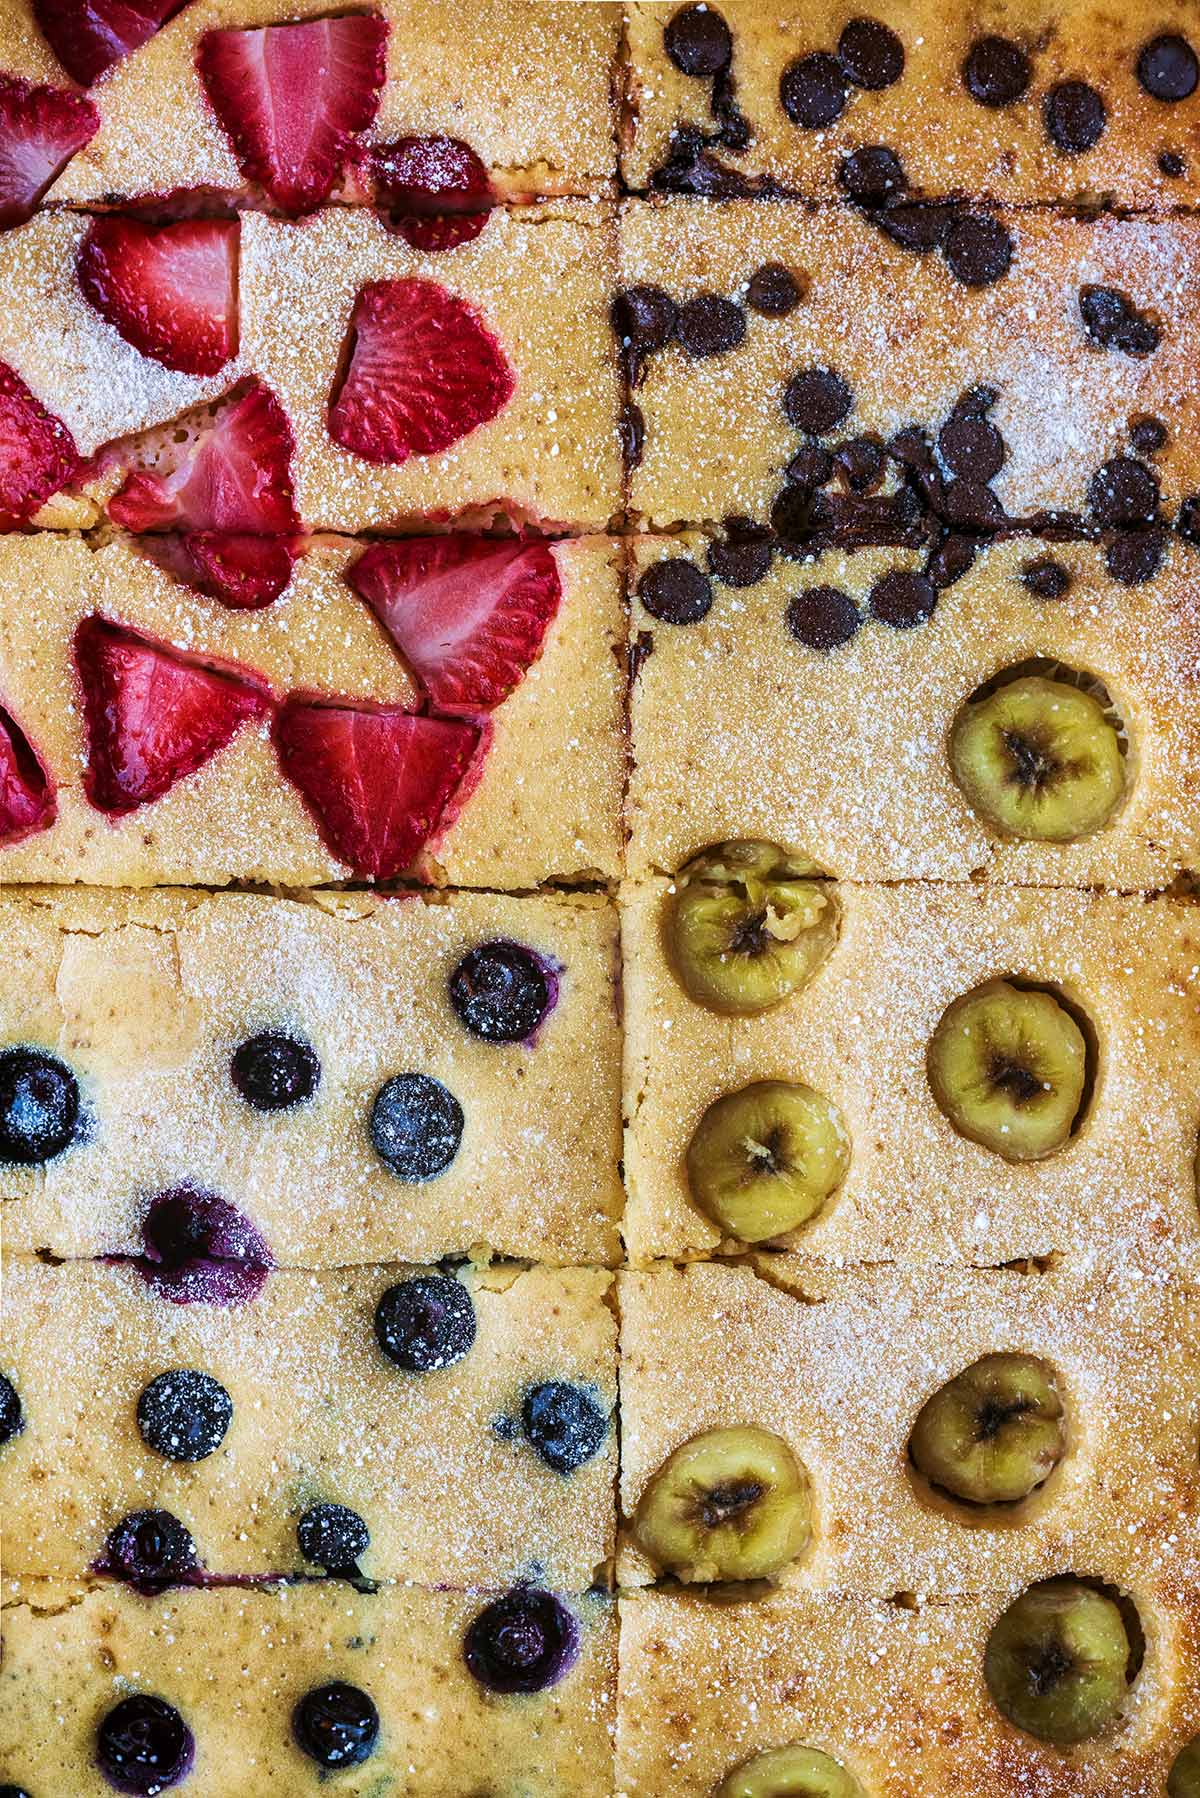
[987,1054,1044,1103]
[1028,1641,1073,1696]
[697,1479,765,1529]
[976,1396,1034,1442]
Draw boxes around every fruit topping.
[634,1424,812,1582]
[686,1078,848,1241]
[909,1353,1067,1505]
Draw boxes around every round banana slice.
[984,1579,1134,1745]
[950,673,1125,841]
[909,1353,1066,1505]
[1169,1739,1200,1797]
[668,839,840,1016]
[634,1424,812,1583]
[926,979,1088,1161]
[714,1743,866,1798]
[686,1080,849,1242]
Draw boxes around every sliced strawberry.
[392,213,489,252]
[0,76,99,230]
[75,614,271,815]
[0,360,80,530]
[328,277,513,465]
[0,704,56,845]
[140,530,302,609]
[77,217,238,376]
[274,696,481,878]
[348,535,561,714]
[105,378,299,534]
[371,134,493,251]
[197,15,387,215]
[33,0,185,87]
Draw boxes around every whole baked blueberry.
[374,1274,477,1372]
[522,1382,609,1474]
[0,1785,32,1796]
[0,1373,23,1446]
[136,1370,233,1463]
[105,1510,198,1593]
[292,1682,379,1769]
[95,1694,194,1794]
[230,1031,320,1111]
[0,1047,79,1166]
[297,1503,370,1574]
[449,942,554,1043]
[369,1074,463,1181]
[464,1589,581,1693]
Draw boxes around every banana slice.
[1169,1740,1200,1797]
[909,1353,1066,1505]
[686,1080,849,1242]
[633,1424,812,1583]
[984,1579,1134,1745]
[714,1744,866,1798]
[951,673,1125,841]
[926,979,1088,1161]
[668,839,840,1016]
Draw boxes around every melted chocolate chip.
[708,535,772,586]
[1088,455,1160,527]
[940,479,1003,528]
[877,202,952,253]
[937,415,1004,482]
[664,3,733,77]
[619,400,644,469]
[835,434,885,492]
[746,262,802,315]
[943,214,1013,287]
[1131,417,1167,458]
[1137,34,1198,102]
[1079,285,1161,357]
[770,485,819,542]
[786,586,861,650]
[638,559,713,624]
[784,366,853,435]
[926,534,977,589]
[785,444,834,488]
[780,52,848,129]
[1178,497,1200,544]
[1159,150,1186,177]
[837,143,906,203]
[1022,557,1072,599]
[962,35,1031,107]
[1043,80,1107,153]
[610,285,677,383]
[837,17,904,89]
[1106,530,1166,585]
[676,293,746,357]
[868,568,937,629]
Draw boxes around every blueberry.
[369,1073,463,1181]
[374,1275,476,1372]
[448,941,554,1043]
[292,1682,379,1769]
[0,1374,23,1446]
[104,1511,197,1593]
[0,1786,32,1796]
[0,1047,79,1165]
[297,1503,370,1574]
[139,1189,272,1308]
[95,1694,194,1795]
[136,1370,232,1462]
[463,1589,581,1694]
[522,1382,609,1474]
[230,1030,320,1111]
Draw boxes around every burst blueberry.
[449,941,554,1043]
[293,1682,380,1769]
[297,1502,370,1574]
[374,1273,477,1372]
[0,1373,23,1445]
[522,1381,609,1474]
[95,1694,194,1794]
[139,1189,272,1307]
[136,1369,233,1462]
[0,1046,79,1165]
[464,1588,581,1693]
[104,1510,198,1593]
[230,1030,320,1111]
[369,1073,463,1180]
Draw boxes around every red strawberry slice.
[274,696,482,878]
[0,704,56,845]
[105,378,299,534]
[33,0,185,86]
[0,360,80,530]
[348,535,561,714]
[77,216,238,376]
[328,277,513,465]
[371,134,493,251]
[75,614,271,814]
[140,530,302,609]
[0,76,99,230]
[197,15,387,215]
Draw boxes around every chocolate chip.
[1178,497,1200,544]
[780,52,848,129]
[618,401,644,469]
[1079,285,1161,357]
[939,479,1003,528]
[664,4,732,77]
[785,445,834,488]
[786,586,861,650]
[937,415,1004,482]
[868,568,937,629]
[953,384,998,417]
[1043,80,1107,153]
[610,285,677,380]
[708,535,772,586]
[943,214,1013,287]
[926,534,976,589]
[676,293,746,357]
[837,144,906,203]
[638,558,713,624]
[770,484,818,542]
[1022,557,1072,599]
[747,262,802,315]
[1088,455,1160,527]
[784,366,853,435]
[877,202,952,253]
[835,434,885,492]
[1130,414,1167,455]
[961,35,1031,107]
[1106,530,1166,585]
[1137,34,1198,102]
[1159,150,1186,177]
[837,17,904,89]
